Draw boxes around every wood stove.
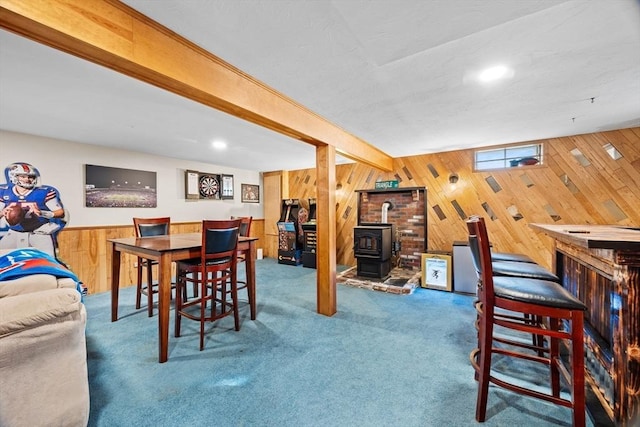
[354,224,393,278]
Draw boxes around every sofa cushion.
[0,287,83,334]
[0,288,89,427]
[0,274,77,298]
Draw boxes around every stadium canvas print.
[85,165,157,208]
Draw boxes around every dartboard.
[199,174,219,199]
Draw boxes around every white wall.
[0,130,263,226]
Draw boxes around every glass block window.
[474,143,543,171]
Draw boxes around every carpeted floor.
[84,258,594,427]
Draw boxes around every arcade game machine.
[277,198,302,265]
[301,198,317,268]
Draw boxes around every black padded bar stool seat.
[491,261,559,282]
[491,252,535,263]
[177,256,233,269]
[493,276,585,310]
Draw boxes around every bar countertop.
[530,224,640,251]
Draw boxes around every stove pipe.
[381,201,393,224]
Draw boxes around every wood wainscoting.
[56,219,264,295]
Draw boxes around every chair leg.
[200,278,207,351]
[232,273,240,331]
[181,271,190,302]
[135,262,143,309]
[192,276,199,299]
[534,315,546,357]
[242,258,256,319]
[571,312,586,427]
[549,317,561,397]
[175,270,183,338]
[146,262,154,317]
[475,307,493,423]
[219,272,226,311]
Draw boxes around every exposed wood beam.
[0,0,393,171]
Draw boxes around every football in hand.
[4,204,25,226]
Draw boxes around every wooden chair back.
[466,216,495,303]
[201,219,240,266]
[231,216,252,237]
[133,217,171,237]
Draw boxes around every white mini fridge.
[452,241,479,295]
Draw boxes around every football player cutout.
[0,162,68,257]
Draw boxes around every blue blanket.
[0,248,85,297]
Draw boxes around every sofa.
[0,273,90,427]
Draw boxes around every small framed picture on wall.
[241,184,259,203]
[221,174,234,199]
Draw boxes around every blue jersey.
[0,184,65,233]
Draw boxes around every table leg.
[158,252,172,363]
[110,242,121,322]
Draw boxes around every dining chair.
[466,216,586,426]
[174,219,241,351]
[133,216,171,317]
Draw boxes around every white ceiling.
[1,0,639,172]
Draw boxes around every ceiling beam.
[0,0,393,171]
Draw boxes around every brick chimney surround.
[356,187,427,270]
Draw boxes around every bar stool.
[469,219,560,352]
[466,216,586,426]
[174,219,241,351]
[133,217,171,317]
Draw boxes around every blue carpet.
[84,258,592,426]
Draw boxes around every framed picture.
[421,253,452,291]
[85,164,157,208]
[221,174,234,199]
[185,170,200,200]
[241,184,260,203]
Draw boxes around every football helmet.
[7,163,40,189]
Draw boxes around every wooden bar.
[530,224,640,425]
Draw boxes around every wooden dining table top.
[109,233,257,252]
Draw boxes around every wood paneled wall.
[286,128,640,270]
[56,219,265,295]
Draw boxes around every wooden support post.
[316,145,336,316]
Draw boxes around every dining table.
[108,232,258,363]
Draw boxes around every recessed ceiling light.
[478,65,513,83]
[211,140,227,150]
